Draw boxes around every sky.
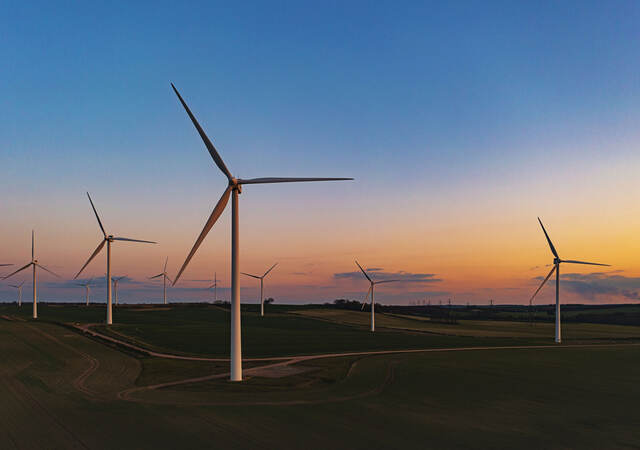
[1,1,639,305]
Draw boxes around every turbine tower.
[149,257,172,305]
[529,218,609,343]
[8,281,25,307]
[170,83,353,381]
[77,278,93,306]
[112,275,127,305]
[3,231,59,319]
[74,193,156,325]
[241,263,278,316]
[355,260,398,332]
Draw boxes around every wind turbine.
[208,272,218,303]
[74,193,156,325]
[241,263,278,316]
[3,231,59,319]
[77,278,93,306]
[529,217,609,343]
[149,257,172,305]
[170,83,353,381]
[112,275,127,306]
[355,261,399,332]
[8,281,25,307]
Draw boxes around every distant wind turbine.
[529,218,609,343]
[3,231,60,319]
[241,263,278,316]
[355,261,399,332]
[149,257,172,305]
[208,272,218,303]
[170,83,353,381]
[8,281,25,307]
[77,278,93,306]
[74,193,156,325]
[112,275,127,306]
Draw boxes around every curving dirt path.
[72,322,640,405]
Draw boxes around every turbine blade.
[165,274,173,284]
[561,259,610,266]
[207,283,217,289]
[112,237,157,244]
[36,263,61,278]
[375,279,400,284]
[537,217,559,258]
[149,274,164,279]
[238,177,353,185]
[263,262,278,278]
[361,285,372,310]
[241,272,261,279]
[171,83,233,181]
[87,193,107,237]
[173,186,232,285]
[529,265,557,304]
[3,262,33,280]
[0,263,13,267]
[164,256,168,273]
[32,230,35,260]
[74,240,106,279]
[355,260,372,282]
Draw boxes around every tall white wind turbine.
[529,218,609,343]
[3,231,60,319]
[170,83,353,381]
[74,193,156,325]
[8,281,25,307]
[149,257,173,305]
[241,263,278,317]
[77,278,93,306]
[355,260,399,332]
[112,275,127,305]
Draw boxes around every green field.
[1,303,639,449]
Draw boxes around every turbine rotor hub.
[554,257,561,265]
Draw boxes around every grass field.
[1,303,639,449]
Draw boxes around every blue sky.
[1,1,639,304]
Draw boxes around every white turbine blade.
[164,256,168,273]
[3,262,33,280]
[9,284,19,288]
[74,240,106,279]
[238,177,353,185]
[87,192,107,237]
[173,186,232,285]
[241,272,261,279]
[36,263,60,278]
[562,259,610,267]
[171,83,233,181]
[537,217,559,259]
[529,265,557,304]
[112,237,157,244]
[375,279,400,284]
[361,285,372,310]
[19,281,25,287]
[263,262,278,278]
[354,260,372,282]
[164,274,174,284]
[149,274,164,279]
[32,230,35,260]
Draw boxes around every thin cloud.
[334,269,442,283]
[532,272,640,301]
